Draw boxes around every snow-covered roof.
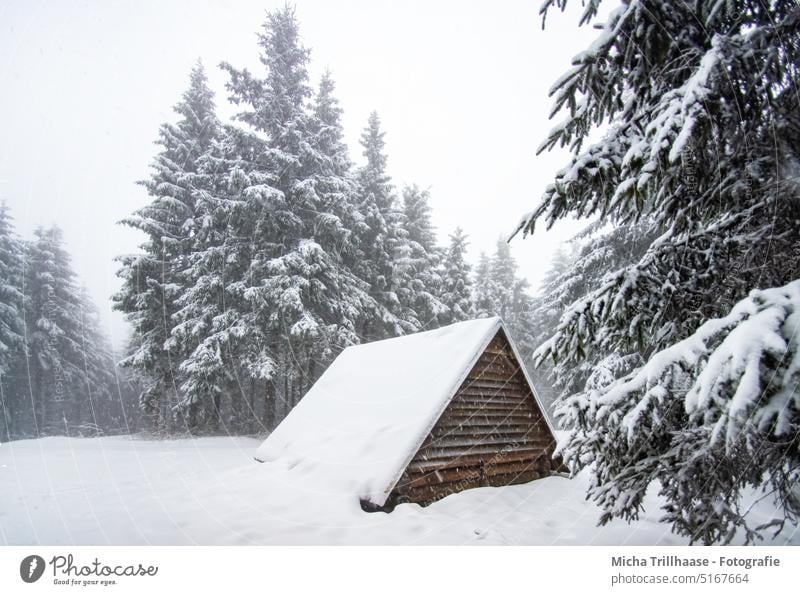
[255,316,553,507]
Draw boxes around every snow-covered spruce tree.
[166,126,259,433]
[529,245,574,352]
[221,7,381,419]
[516,0,800,543]
[307,71,388,353]
[440,227,473,324]
[115,61,220,432]
[311,71,353,181]
[529,221,657,408]
[487,238,539,366]
[24,226,77,435]
[352,114,387,337]
[472,251,496,317]
[470,239,538,367]
[489,238,520,322]
[0,204,24,372]
[23,227,108,435]
[0,203,25,441]
[398,185,447,329]
[353,111,410,339]
[218,7,321,421]
[526,245,575,410]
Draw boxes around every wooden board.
[384,329,557,508]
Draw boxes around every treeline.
[0,205,139,441]
[115,7,538,435]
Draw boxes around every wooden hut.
[255,317,558,511]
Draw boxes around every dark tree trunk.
[0,377,9,443]
[248,377,256,433]
[283,371,289,419]
[213,393,222,432]
[262,379,275,432]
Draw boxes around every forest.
[0,212,139,441]
[1,0,799,545]
[0,10,539,441]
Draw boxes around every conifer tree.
[530,221,656,403]
[489,239,518,322]
[354,112,408,338]
[24,227,106,435]
[115,61,220,431]
[311,71,353,179]
[0,203,23,371]
[0,203,25,441]
[472,252,496,317]
[166,127,254,432]
[221,7,382,422]
[398,185,447,329]
[482,239,537,365]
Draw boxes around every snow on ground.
[1,435,797,546]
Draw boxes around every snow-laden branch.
[587,280,800,450]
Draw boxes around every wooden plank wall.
[387,329,557,507]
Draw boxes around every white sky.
[0,0,604,348]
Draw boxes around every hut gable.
[255,317,557,510]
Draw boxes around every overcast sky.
[0,0,604,347]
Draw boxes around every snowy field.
[1,435,797,546]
